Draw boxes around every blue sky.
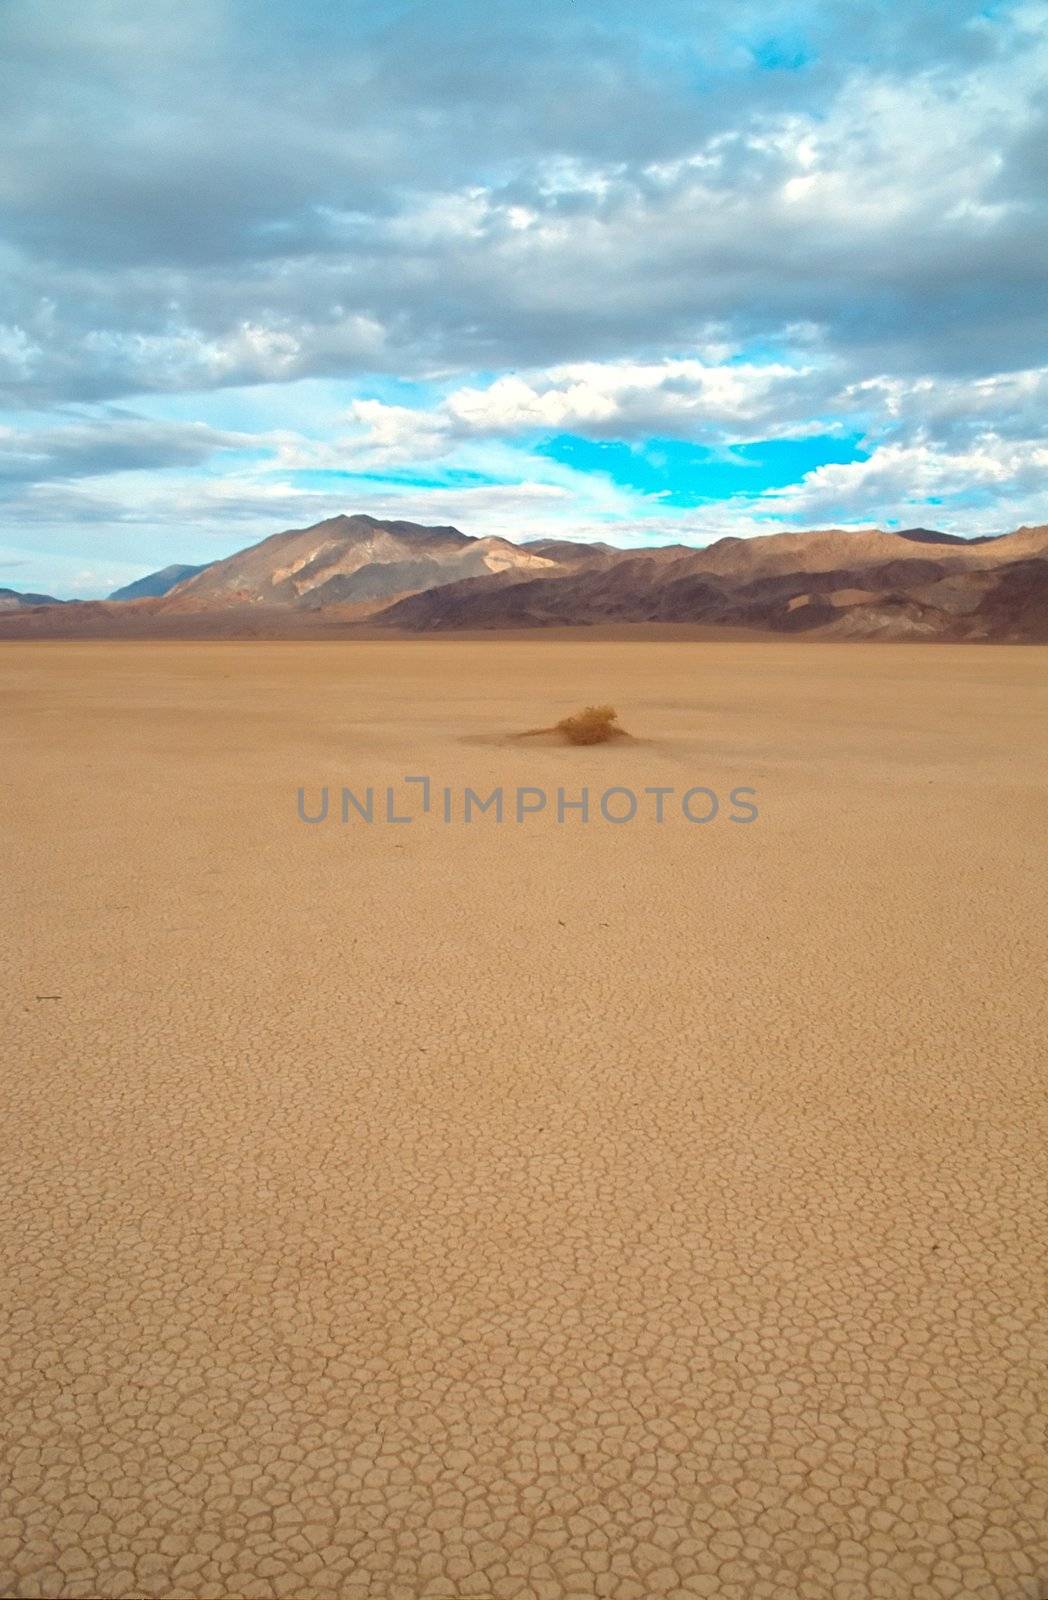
[1,0,1046,595]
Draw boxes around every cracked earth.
[2,638,1047,1600]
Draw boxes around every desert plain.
[2,635,1047,1600]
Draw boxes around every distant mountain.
[0,586,63,609]
[520,538,625,559]
[109,563,211,600]
[159,513,558,611]
[516,538,614,564]
[3,516,1047,641]
[894,527,997,546]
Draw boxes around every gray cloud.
[1,0,1045,408]
[0,414,252,488]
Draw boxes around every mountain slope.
[160,513,558,610]
[109,563,212,600]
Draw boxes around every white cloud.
[335,355,836,463]
[445,361,818,439]
[754,436,1048,524]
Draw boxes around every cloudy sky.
[1,0,1047,595]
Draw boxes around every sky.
[1,0,1047,596]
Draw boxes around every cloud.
[844,368,1048,449]
[1,0,1046,589]
[335,357,840,462]
[1,0,1046,404]
[0,415,255,489]
[753,434,1048,523]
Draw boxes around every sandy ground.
[2,638,1047,1600]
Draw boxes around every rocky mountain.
[377,524,1048,641]
[109,563,212,600]
[158,513,557,611]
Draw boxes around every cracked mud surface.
[3,639,1047,1600]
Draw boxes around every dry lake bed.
[3,637,1047,1600]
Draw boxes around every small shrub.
[519,704,627,744]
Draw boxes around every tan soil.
[2,639,1047,1600]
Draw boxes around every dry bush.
[519,704,627,744]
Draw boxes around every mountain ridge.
[0,585,63,609]
[376,520,1048,640]
[159,513,557,611]
[5,515,1048,641]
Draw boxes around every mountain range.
[0,585,62,610]
[3,512,1048,641]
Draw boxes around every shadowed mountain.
[109,563,212,600]
[893,526,998,546]
[378,524,1048,641]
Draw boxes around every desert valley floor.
[2,637,1047,1600]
